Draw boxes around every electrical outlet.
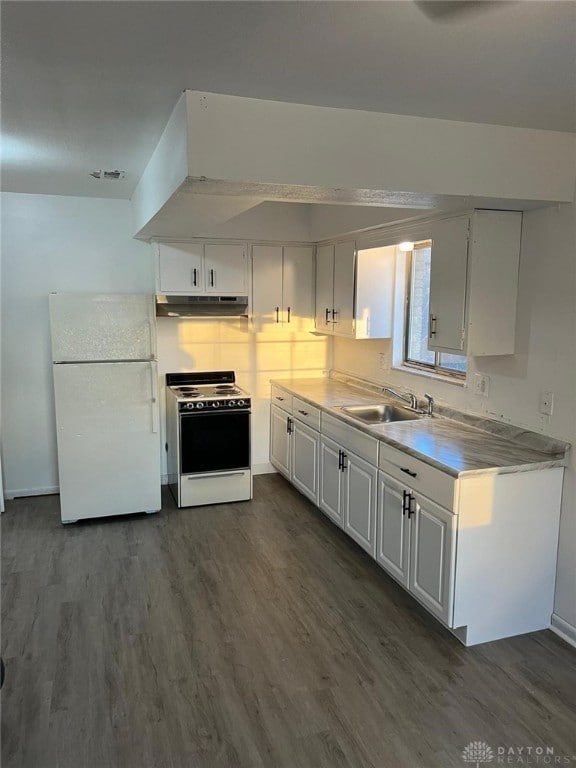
[473,373,490,397]
[539,391,554,416]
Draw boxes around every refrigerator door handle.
[148,300,157,361]
[150,362,159,434]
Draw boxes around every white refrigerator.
[49,293,161,523]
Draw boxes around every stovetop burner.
[166,371,250,404]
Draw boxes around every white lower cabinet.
[291,419,320,505]
[319,435,377,556]
[377,470,456,626]
[270,402,319,505]
[271,385,565,646]
[319,436,345,527]
[270,404,291,477]
[409,491,456,625]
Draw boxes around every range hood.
[155,294,249,318]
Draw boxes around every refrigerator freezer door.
[53,361,161,522]
[50,294,156,362]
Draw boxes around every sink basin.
[341,403,423,424]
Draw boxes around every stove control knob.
[196,402,204,409]
[212,400,220,408]
[185,402,194,410]
[237,399,246,407]
[228,400,236,407]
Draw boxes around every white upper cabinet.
[204,244,247,294]
[157,241,247,295]
[428,210,522,356]
[315,240,394,339]
[314,244,335,332]
[157,242,203,294]
[251,244,314,331]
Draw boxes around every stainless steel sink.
[340,403,424,424]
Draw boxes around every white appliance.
[49,293,161,523]
[165,371,252,508]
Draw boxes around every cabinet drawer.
[378,444,455,511]
[292,397,321,431]
[271,385,293,413]
[321,413,379,465]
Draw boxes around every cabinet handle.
[209,268,215,287]
[192,268,198,287]
[286,416,292,434]
[400,467,417,478]
[402,490,409,516]
[429,314,437,338]
[332,309,339,323]
[276,396,284,401]
[297,409,309,416]
[275,306,280,323]
[338,449,343,470]
[408,494,416,519]
[287,306,291,323]
[341,452,348,471]
[325,307,331,324]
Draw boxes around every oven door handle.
[150,362,159,434]
[188,472,246,480]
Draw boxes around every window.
[404,241,467,377]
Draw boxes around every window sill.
[393,363,466,387]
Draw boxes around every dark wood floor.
[2,474,576,768]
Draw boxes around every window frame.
[403,241,467,380]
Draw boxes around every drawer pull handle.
[276,396,284,401]
[400,467,417,478]
[297,409,309,416]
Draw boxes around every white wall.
[1,192,154,496]
[0,191,327,496]
[333,200,576,631]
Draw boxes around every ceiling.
[2,0,575,200]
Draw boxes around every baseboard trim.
[5,485,59,500]
[551,613,576,649]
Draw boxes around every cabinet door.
[252,245,283,327]
[376,472,410,587]
[315,244,334,332]
[332,241,355,337]
[291,419,319,505]
[343,451,377,556]
[319,436,344,527]
[283,246,314,331]
[158,243,203,294]
[409,494,456,626]
[270,405,291,478]
[428,216,469,353]
[204,244,247,294]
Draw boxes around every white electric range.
[165,371,252,508]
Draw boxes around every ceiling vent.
[90,170,126,180]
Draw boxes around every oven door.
[179,411,250,475]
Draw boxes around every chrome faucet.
[424,393,434,417]
[383,387,418,411]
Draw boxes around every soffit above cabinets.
[131,91,576,241]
